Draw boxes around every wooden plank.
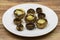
[0,0,60,40]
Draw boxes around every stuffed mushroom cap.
[25,14,36,23]
[14,9,25,19]
[36,19,48,29]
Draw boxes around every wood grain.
[0,0,60,40]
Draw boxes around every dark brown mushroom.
[27,9,35,14]
[16,24,24,31]
[14,18,22,25]
[26,23,35,30]
[36,7,42,13]
[38,13,46,19]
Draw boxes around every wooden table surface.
[0,0,60,40]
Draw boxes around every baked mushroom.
[25,14,36,23]
[14,18,22,25]
[36,19,48,29]
[36,7,42,13]
[16,24,24,31]
[14,9,25,19]
[27,9,35,14]
[26,23,35,30]
[38,13,46,19]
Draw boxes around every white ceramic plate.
[2,3,58,37]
